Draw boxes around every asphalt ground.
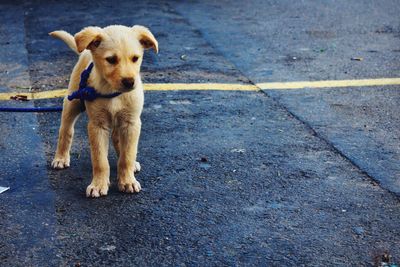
[0,1,399,266]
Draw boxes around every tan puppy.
[50,25,158,197]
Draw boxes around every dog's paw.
[86,181,109,198]
[51,157,70,169]
[118,178,141,193]
[134,161,141,173]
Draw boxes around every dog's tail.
[49,30,79,54]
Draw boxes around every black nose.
[121,78,134,89]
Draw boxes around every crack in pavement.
[170,2,400,198]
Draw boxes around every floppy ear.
[132,25,158,53]
[74,26,104,53]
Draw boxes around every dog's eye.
[106,56,118,65]
[132,56,139,63]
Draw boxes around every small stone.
[56,207,66,213]
[231,148,246,153]
[353,226,364,235]
[153,104,162,109]
[99,245,116,251]
[169,100,192,105]
[200,163,211,170]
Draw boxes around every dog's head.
[75,25,158,92]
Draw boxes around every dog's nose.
[121,78,135,89]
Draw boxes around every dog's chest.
[86,90,144,127]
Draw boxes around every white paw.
[134,161,141,173]
[86,181,109,198]
[51,157,70,169]
[118,178,141,193]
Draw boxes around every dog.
[50,25,158,197]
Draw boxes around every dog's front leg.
[52,98,81,169]
[118,119,141,193]
[86,121,110,197]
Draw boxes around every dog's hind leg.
[52,98,82,169]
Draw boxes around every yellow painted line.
[33,89,68,99]
[0,83,258,100]
[0,78,399,100]
[145,83,258,91]
[0,89,68,100]
[257,78,400,90]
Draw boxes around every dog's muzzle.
[121,78,135,91]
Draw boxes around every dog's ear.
[132,25,158,53]
[74,27,104,53]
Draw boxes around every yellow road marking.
[0,84,258,100]
[0,78,399,100]
[257,78,400,90]
[33,89,68,99]
[145,83,258,91]
[0,89,68,101]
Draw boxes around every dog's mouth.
[118,85,136,93]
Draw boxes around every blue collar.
[67,63,121,111]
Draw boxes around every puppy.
[50,25,158,197]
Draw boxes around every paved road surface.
[0,1,399,266]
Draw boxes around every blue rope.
[67,62,121,111]
[0,106,63,112]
